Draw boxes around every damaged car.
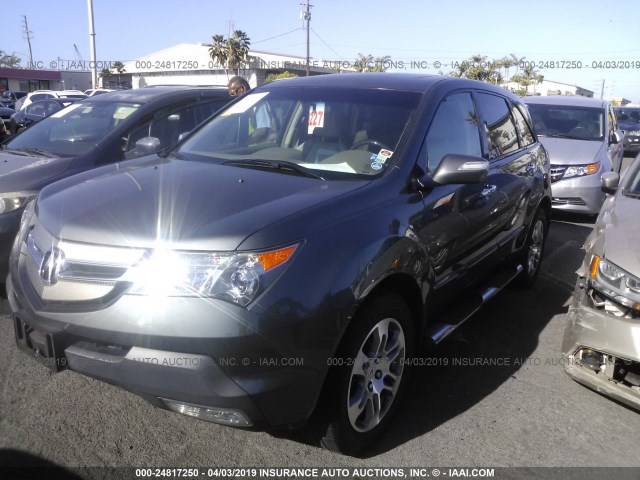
[562,153,640,410]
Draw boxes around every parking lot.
[1,207,639,472]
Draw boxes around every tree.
[208,30,251,75]
[512,64,544,96]
[264,71,298,83]
[353,53,392,72]
[0,50,21,68]
[98,68,112,87]
[448,54,503,85]
[112,61,126,87]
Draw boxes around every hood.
[0,150,74,192]
[601,195,640,277]
[619,120,640,132]
[37,157,367,251]
[538,137,603,166]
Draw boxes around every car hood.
[37,157,368,251]
[0,150,73,192]
[583,194,640,278]
[619,121,640,132]
[538,137,603,165]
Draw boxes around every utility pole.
[87,0,98,88]
[600,79,605,99]
[21,15,34,67]
[300,1,313,76]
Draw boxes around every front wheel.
[320,293,414,455]
[515,209,548,288]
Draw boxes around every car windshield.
[3,101,141,157]
[615,107,640,124]
[178,86,420,179]
[527,104,604,141]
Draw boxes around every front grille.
[550,166,567,183]
[23,219,145,304]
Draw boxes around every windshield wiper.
[13,147,55,158]
[623,190,640,199]
[224,159,324,180]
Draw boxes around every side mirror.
[432,154,489,185]
[601,171,620,195]
[611,130,624,144]
[134,136,161,156]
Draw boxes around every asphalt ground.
[0,187,639,478]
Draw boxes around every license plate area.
[14,316,67,372]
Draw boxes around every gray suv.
[8,74,551,455]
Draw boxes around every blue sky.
[3,0,639,101]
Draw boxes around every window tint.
[511,104,535,147]
[27,103,46,116]
[425,92,482,172]
[475,93,519,159]
[46,102,62,115]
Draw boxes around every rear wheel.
[516,209,548,287]
[320,293,414,455]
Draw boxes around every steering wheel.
[351,138,392,153]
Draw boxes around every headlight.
[126,244,298,306]
[562,163,599,179]
[10,199,36,264]
[589,255,640,311]
[0,191,38,214]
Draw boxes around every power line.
[310,28,348,62]
[253,27,303,45]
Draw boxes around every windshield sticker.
[49,103,82,118]
[370,161,383,171]
[113,106,138,120]
[375,149,393,164]
[308,102,326,134]
[221,92,270,116]
[300,161,356,174]
[369,153,378,161]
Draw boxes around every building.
[604,97,632,107]
[502,79,594,97]
[0,67,91,93]
[123,43,353,89]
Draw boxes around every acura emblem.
[39,247,65,286]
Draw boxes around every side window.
[46,102,62,116]
[27,102,46,117]
[125,104,200,155]
[425,92,482,173]
[474,93,519,159]
[511,104,535,147]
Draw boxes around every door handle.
[481,185,497,197]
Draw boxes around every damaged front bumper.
[562,281,640,411]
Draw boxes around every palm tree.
[512,65,544,96]
[0,50,21,68]
[353,53,392,72]
[98,68,112,87]
[112,61,126,87]
[208,30,251,76]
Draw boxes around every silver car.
[524,96,624,215]
[562,153,640,410]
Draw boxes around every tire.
[515,208,548,288]
[320,293,414,455]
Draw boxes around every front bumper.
[562,283,640,411]
[550,172,605,215]
[0,208,23,281]
[7,268,335,428]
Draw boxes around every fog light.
[578,349,605,372]
[161,398,252,426]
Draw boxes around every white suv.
[16,90,87,110]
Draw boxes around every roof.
[523,95,608,108]
[82,85,228,104]
[256,72,518,96]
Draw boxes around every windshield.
[178,87,420,178]
[4,101,141,157]
[527,104,604,141]
[615,107,640,125]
